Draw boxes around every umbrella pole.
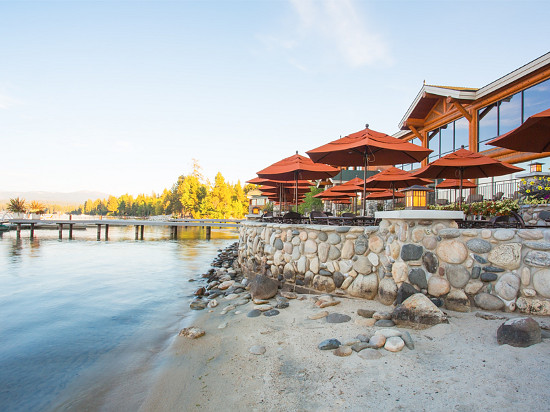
[459,169,464,209]
[362,154,367,216]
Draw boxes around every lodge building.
[394,51,550,200]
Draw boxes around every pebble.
[356,334,371,342]
[218,322,228,329]
[318,339,341,350]
[374,328,402,338]
[373,311,392,320]
[247,309,262,318]
[368,334,386,348]
[326,313,352,323]
[358,348,383,360]
[263,309,280,317]
[224,293,239,300]
[333,346,353,357]
[178,327,205,339]
[308,311,329,320]
[355,318,376,327]
[374,319,395,327]
[255,304,274,312]
[384,336,405,352]
[318,300,341,308]
[280,291,298,299]
[400,331,415,350]
[253,298,270,305]
[357,309,376,318]
[351,342,370,352]
[190,299,208,310]
[207,299,219,308]
[249,345,266,355]
[343,339,360,346]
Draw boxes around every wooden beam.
[448,98,472,122]
[409,125,424,141]
[405,118,425,128]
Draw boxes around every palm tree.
[7,197,27,213]
[29,200,46,214]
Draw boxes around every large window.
[428,117,468,161]
[478,78,550,149]
[398,137,422,171]
[524,78,550,119]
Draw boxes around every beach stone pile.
[238,221,550,316]
[189,242,251,311]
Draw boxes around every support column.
[30,223,35,239]
[69,224,73,240]
[173,226,178,239]
[97,225,101,241]
[140,225,144,240]
[58,223,63,239]
[105,224,109,240]
[17,223,21,238]
[135,225,139,240]
[206,226,211,239]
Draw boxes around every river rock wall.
[520,204,550,227]
[237,220,550,316]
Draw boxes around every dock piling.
[97,225,101,241]
[135,225,139,240]
[105,224,109,240]
[17,224,21,238]
[140,225,144,240]
[69,224,73,240]
[30,223,35,239]
[58,224,63,239]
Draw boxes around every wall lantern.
[530,162,543,173]
[402,185,433,210]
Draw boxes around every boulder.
[446,264,471,288]
[249,275,279,300]
[395,282,418,305]
[178,326,205,339]
[391,293,448,327]
[466,238,492,254]
[312,275,336,293]
[427,275,450,297]
[378,277,398,305]
[495,273,520,301]
[422,252,438,274]
[497,317,541,347]
[401,244,424,261]
[436,240,468,264]
[533,269,550,298]
[348,274,378,299]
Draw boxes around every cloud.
[288,0,391,67]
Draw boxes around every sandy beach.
[138,293,550,412]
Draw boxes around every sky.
[1,0,549,197]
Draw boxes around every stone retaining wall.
[520,204,550,227]
[238,220,550,316]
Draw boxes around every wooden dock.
[7,218,241,240]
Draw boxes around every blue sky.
[1,0,549,196]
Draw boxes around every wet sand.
[138,296,550,412]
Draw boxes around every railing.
[431,178,521,204]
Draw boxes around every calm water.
[0,225,238,412]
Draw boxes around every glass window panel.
[428,129,440,161]
[440,123,453,156]
[524,78,550,120]
[454,117,469,150]
[498,92,522,135]
[478,103,498,145]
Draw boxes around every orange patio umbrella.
[365,190,405,200]
[307,126,432,214]
[436,178,477,189]
[257,152,339,211]
[363,166,432,203]
[487,108,550,153]
[414,147,524,207]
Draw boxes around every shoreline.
[136,245,550,411]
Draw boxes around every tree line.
[75,169,255,219]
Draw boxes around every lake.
[0,225,238,411]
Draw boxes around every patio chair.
[492,192,504,201]
[490,211,525,229]
[436,199,449,206]
[281,211,303,224]
[309,211,329,225]
[466,194,484,203]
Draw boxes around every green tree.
[298,187,324,215]
[7,197,27,213]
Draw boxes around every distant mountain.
[0,190,111,205]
